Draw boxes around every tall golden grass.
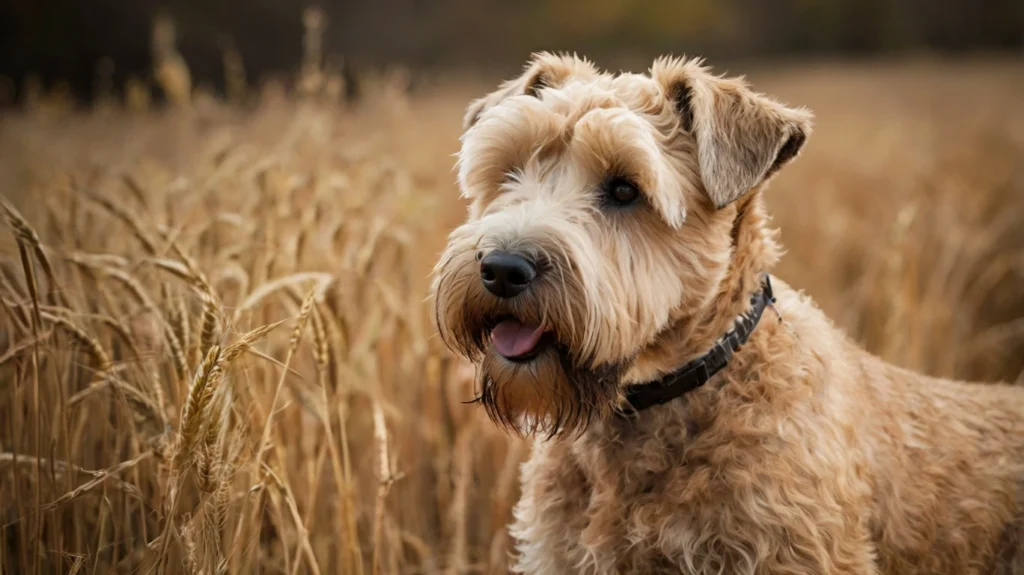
[0,57,1022,574]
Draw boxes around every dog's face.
[432,54,812,437]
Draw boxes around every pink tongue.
[490,319,544,358]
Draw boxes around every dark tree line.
[1,0,1021,101]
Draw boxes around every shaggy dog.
[431,53,1024,574]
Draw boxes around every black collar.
[624,275,776,411]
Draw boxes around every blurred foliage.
[0,0,1022,100]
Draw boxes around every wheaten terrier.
[431,53,1024,574]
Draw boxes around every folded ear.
[463,52,600,131]
[652,57,813,208]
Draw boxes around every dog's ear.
[652,57,813,208]
[463,52,599,131]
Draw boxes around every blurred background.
[1,0,1023,102]
[0,2,1022,574]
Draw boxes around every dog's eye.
[604,177,640,207]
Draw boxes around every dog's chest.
[576,421,758,572]
[511,397,874,575]
[512,414,751,573]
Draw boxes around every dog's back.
[856,348,1024,573]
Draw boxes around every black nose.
[480,251,537,298]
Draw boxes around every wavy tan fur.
[431,53,1024,574]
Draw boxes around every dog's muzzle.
[479,250,537,298]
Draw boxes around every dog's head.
[431,53,812,437]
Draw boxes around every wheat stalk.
[253,287,315,466]
[0,452,147,501]
[36,450,153,513]
[40,311,112,373]
[263,461,323,575]
[63,251,130,269]
[176,345,222,469]
[371,397,397,575]
[232,272,332,322]
[101,268,192,433]
[199,293,221,358]
[2,194,46,572]
[0,330,52,367]
[1,198,62,305]
[67,373,164,430]
[104,267,190,382]
[221,319,287,363]
[79,188,158,254]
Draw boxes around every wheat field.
[0,56,1023,574]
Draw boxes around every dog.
[431,53,1024,574]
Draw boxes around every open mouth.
[487,317,551,361]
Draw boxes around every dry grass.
[0,57,1022,574]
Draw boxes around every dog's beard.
[433,247,627,439]
[477,344,625,439]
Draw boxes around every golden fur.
[431,53,1024,574]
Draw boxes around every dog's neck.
[574,292,789,475]
[625,191,781,387]
[623,276,775,410]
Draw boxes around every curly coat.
[432,53,1024,574]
